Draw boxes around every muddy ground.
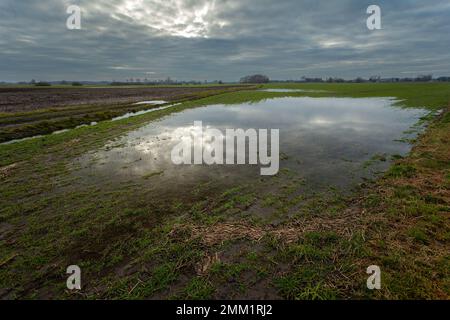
[0,85,253,143]
[0,85,248,113]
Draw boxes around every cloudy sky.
[1,0,449,82]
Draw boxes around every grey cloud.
[0,0,449,81]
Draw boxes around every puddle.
[78,96,427,192]
[133,100,168,105]
[1,121,99,145]
[1,102,180,145]
[112,103,181,121]
[1,134,46,145]
[259,89,328,93]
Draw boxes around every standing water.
[77,96,427,192]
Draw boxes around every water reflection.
[259,89,327,93]
[133,100,168,105]
[112,103,181,121]
[78,97,427,190]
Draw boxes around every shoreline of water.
[1,101,180,145]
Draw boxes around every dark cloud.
[1,0,449,81]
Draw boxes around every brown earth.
[0,85,249,113]
[0,85,253,142]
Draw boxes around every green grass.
[182,277,215,300]
[387,163,417,178]
[262,82,450,110]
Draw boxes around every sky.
[1,0,449,82]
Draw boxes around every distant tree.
[415,74,432,82]
[302,77,323,83]
[437,76,450,82]
[240,74,270,84]
[71,82,83,86]
[34,81,51,86]
[324,77,344,83]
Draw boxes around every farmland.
[0,85,252,143]
[0,83,449,299]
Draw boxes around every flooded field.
[2,0,449,301]
[1,83,448,300]
[79,96,427,195]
